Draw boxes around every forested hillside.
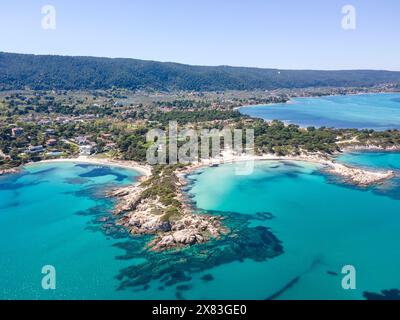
[1,52,400,91]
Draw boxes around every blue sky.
[0,0,399,70]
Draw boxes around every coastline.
[3,148,398,252]
[237,91,400,129]
[237,90,400,110]
[109,149,397,251]
[177,150,396,187]
[340,144,400,153]
[23,156,152,177]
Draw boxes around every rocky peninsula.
[109,165,227,251]
[324,162,395,186]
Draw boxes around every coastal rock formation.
[148,215,223,250]
[109,185,144,214]
[325,162,395,186]
[0,168,19,176]
[109,168,227,251]
[341,144,400,153]
[115,220,283,292]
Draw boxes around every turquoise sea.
[239,93,400,130]
[1,155,399,300]
[336,151,400,171]
[186,157,400,300]
[0,162,144,299]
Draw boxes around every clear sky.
[0,0,399,70]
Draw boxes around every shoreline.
[237,90,400,110]
[340,144,400,153]
[237,91,400,129]
[22,156,152,177]
[3,147,396,187]
[177,150,396,187]
[3,145,398,190]
[2,149,398,252]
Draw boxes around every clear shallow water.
[0,162,143,299]
[186,157,400,300]
[336,152,400,171]
[0,161,284,300]
[239,93,400,130]
[1,156,400,300]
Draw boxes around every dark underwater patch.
[264,256,325,300]
[175,291,186,300]
[200,274,214,282]
[283,171,300,179]
[30,167,57,175]
[363,289,400,300]
[280,161,303,168]
[76,201,132,240]
[265,275,301,300]
[67,183,117,201]
[111,209,283,293]
[64,177,90,185]
[176,284,193,291]
[74,164,93,169]
[79,167,128,182]
[0,201,21,210]
[0,180,42,191]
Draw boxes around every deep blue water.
[239,93,400,130]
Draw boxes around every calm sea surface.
[239,93,400,130]
[1,155,399,299]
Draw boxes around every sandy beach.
[24,156,152,177]
[178,150,396,187]
[7,149,395,187]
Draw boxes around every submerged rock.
[114,209,283,292]
[200,274,214,282]
[363,289,400,300]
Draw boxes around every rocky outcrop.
[0,168,19,176]
[341,144,400,153]
[148,215,224,251]
[107,185,145,214]
[110,171,227,252]
[116,194,226,251]
[325,162,395,186]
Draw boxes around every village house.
[11,127,23,137]
[75,136,88,145]
[104,142,117,151]
[47,139,57,147]
[38,119,52,126]
[27,145,45,154]
[45,129,56,135]
[79,143,97,156]
[113,101,124,107]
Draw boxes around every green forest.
[2,52,400,91]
